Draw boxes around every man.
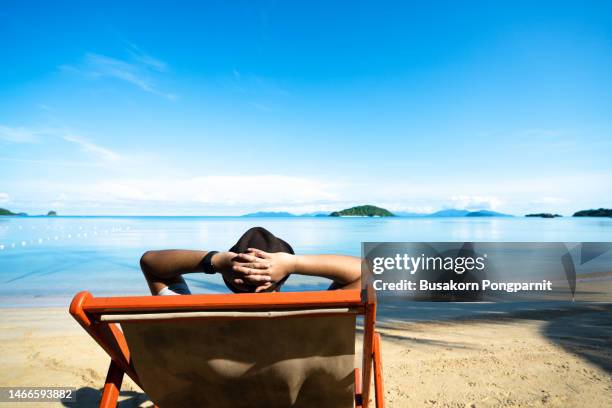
[140,226,361,295]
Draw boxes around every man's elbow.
[140,250,157,273]
[340,274,361,290]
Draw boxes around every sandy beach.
[0,301,610,408]
[375,301,612,407]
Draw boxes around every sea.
[0,216,611,307]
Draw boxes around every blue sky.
[1,1,611,215]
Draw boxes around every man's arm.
[140,250,239,295]
[232,250,362,290]
[294,254,361,289]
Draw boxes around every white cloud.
[0,125,40,143]
[0,192,9,203]
[530,196,569,205]
[5,175,344,215]
[0,124,120,162]
[87,53,175,99]
[0,156,106,168]
[93,181,169,202]
[91,175,339,206]
[448,195,503,211]
[384,204,436,214]
[125,41,168,72]
[62,134,120,162]
[62,50,175,100]
[4,164,611,215]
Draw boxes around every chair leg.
[99,360,124,408]
[373,332,385,408]
[354,368,362,407]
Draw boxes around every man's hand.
[211,250,276,292]
[231,249,296,285]
[210,251,238,273]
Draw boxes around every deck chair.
[69,286,384,408]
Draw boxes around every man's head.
[224,226,294,293]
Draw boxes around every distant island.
[330,205,394,217]
[415,209,513,217]
[13,206,599,218]
[573,208,612,217]
[464,210,512,217]
[240,207,515,218]
[525,213,562,218]
[425,209,512,217]
[0,208,17,216]
[0,208,27,216]
[428,209,470,217]
[0,208,57,217]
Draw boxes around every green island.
[464,210,512,217]
[0,208,17,216]
[573,208,612,217]
[525,213,562,218]
[330,205,394,217]
[0,208,57,216]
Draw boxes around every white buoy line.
[0,223,134,252]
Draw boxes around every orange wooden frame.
[70,288,385,408]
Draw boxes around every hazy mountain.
[428,209,470,217]
[465,210,513,217]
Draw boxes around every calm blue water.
[0,216,611,307]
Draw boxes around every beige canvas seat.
[70,288,384,407]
